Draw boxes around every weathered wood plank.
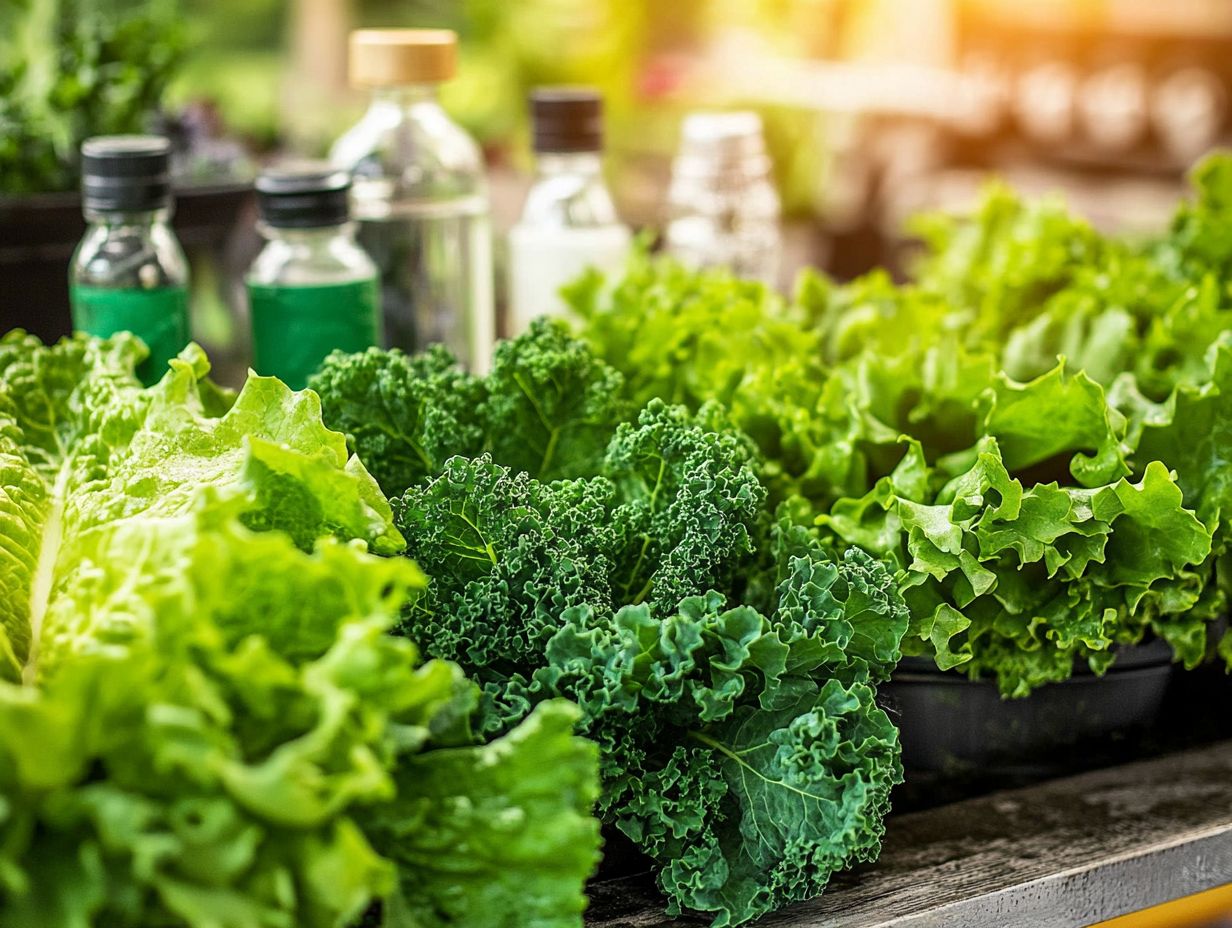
[587,741,1232,928]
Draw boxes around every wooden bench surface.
[587,741,1232,928]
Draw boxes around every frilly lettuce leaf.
[0,508,599,928]
[822,433,1212,696]
[0,331,401,687]
[1130,337,1232,545]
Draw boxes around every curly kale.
[311,345,486,496]
[311,318,627,496]
[391,395,767,699]
[394,455,617,683]
[512,545,906,926]
[312,319,909,927]
[482,317,629,480]
[604,399,764,612]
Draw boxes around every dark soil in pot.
[880,639,1174,802]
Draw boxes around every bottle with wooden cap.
[330,28,494,371]
[507,87,631,335]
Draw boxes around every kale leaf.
[313,321,908,926]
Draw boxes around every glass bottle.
[246,164,381,390]
[665,111,782,285]
[70,135,190,386]
[507,87,632,335]
[330,28,494,372]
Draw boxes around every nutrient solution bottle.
[246,165,381,390]
[70,135,190,386]
[507,87,631,336]
[331,28,494,372]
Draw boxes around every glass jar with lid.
[246,164,381,390]
[69,135,191,385]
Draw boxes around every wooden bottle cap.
[349,29,457,87]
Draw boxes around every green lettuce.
[0,332,600,928]
[572,156,1232,695]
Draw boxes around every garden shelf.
[587,740,1232,928]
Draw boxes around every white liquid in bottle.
[506,87,631,335]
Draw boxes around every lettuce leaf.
[0,332,600,928]
[573,159,1232,695]
[821,432,1212,696]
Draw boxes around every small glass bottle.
[665,111,782,285]
[246,165,382,390]
[330,28,494,372]
[507,87,632,335]
[70,135,190,386]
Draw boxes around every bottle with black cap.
[70,134,190,386]
[507,86,631,336]
[246,163,381,390]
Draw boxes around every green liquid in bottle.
[70,285,190,386]
[249,278,381,389]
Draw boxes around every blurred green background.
[3,0,1230,266]
[2,0,866,215]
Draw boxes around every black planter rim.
[894,637,1174,682]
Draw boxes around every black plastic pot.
[880,639,1174,788]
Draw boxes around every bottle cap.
[674,111,772,180]
[531,87,603,153]
[349,29,457,87]
[255,163,352,228]
[680,112,767,159]
[80,135,173,212]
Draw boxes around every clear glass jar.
[665,111,782,285]
[246,167,381,390]
[508,88,631,335]
[331,31,494,372]
[70,136,190,386]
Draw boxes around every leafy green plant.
[1,0,185,193]
[0,331,600,928]
[311,319,909,927]
[570,154,1232,697]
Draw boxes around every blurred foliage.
[166,0,283,146]
[0,0,185,194]
[0,0,856,215]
